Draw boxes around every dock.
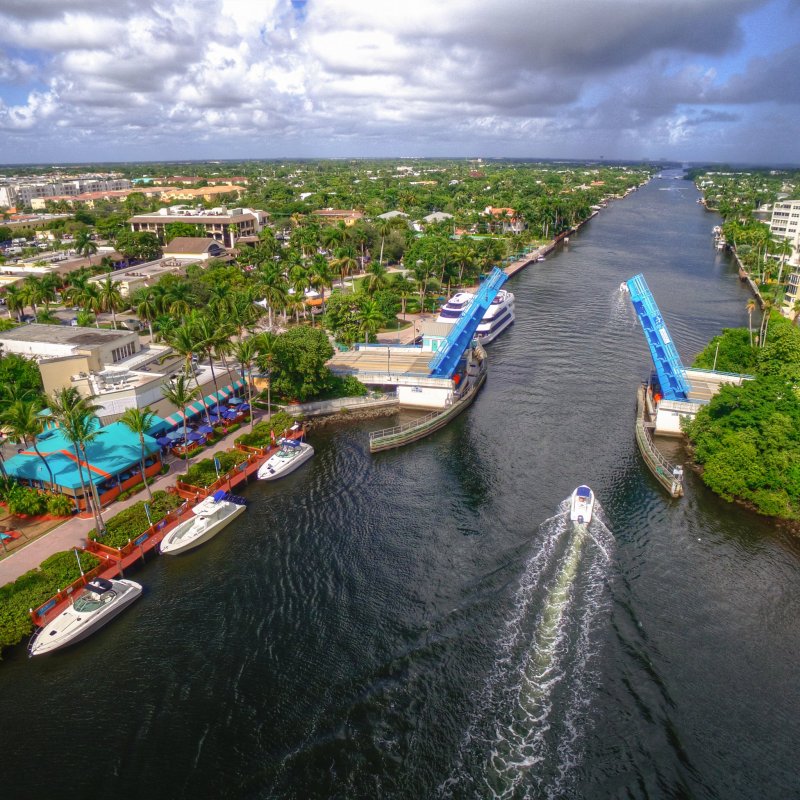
[635,384,684,498]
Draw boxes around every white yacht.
[436,289,515,344]
[569,485,595,525]
[159,490,246,555]
[28,577,142,656]
[257,439,314,481]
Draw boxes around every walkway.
[0,411,267,587]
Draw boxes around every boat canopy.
[575,486,592,498]
[212,489,226,502]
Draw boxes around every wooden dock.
[635,384,684,498]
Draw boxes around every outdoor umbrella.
[198,425,214,434]
[221,409,238,419]
[167,430,184,440]
[156,436,172,447]
[187,431,205,442]
[238,404,250,412]
[228,397,244,405]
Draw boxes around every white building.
[769,199,800,265]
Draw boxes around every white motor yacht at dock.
[159,490,246,555]
[436,288,515,344]
[28,577,143,656]
[257,439,314,480]
[569,485,595,524]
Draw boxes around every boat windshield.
[73,591,114,612]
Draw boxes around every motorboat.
[257,439,314,481]
[619,282,629,293]
[436,289,515,344]
[159,490,246,555]
[569,485,595,524]
[28,577,142,656]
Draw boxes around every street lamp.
[387,346,391,376]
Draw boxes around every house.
[162,237,230,261]
[483,206,525,234]
[311,209,365,226]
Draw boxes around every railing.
[369,407,444,441]
[635,384,684,498]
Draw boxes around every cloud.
[0,0,796,162]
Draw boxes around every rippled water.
[3,174,800,799]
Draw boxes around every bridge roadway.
[329,346,433,377]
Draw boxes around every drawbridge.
[428,267,508,378]
[626,273,690,401]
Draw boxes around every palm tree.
[133,287,159,339]
[167,321,213,425]
[746,298,756,347]
[759,299,774,347]
[161,374,199,467]
[1,399,55,489]
[374,218,393,266]
[119,407,157,501]
[3,285,25,321]
[233,338,257,430]
[49,387,104,530]
[363,263,390,295]
[75,230,98,265]
[255,332,278,418]
[76,310,96,328]
[97,276,125,329]
[359,300,384,343]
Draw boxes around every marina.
[3,175,800,800]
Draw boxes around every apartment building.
[0,176,132,208]
[769,199,800,261]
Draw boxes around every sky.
[0,0,798,165]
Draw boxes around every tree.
[97,276,125,329]
[119,407,157,501]
[164,222,204,242]
[270,326,334,402]
[115,230,162,261]
[358,299,385,343]
[161,374,199,467]
[746,298,756,347]
[1,399,55,489]
[49,387,105,531]
[75,230,98,265]
[132,288,159,339]
[233,338,258,430]
[3,285,25,322]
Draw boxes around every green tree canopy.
[270,326,335,402]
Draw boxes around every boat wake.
[610,285,637,328]
[440,500,614,799]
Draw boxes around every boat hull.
[257,443,314,481]
[159,503,246,555]
[569,485,595,524]
[29,580,143,656]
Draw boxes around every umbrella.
[187,431,206,442]
[166,431,184,440]
[156,436,172,447]
[198,425,214,434]
[228,396,244,405]
[221,409,238,419]
[239,404,250,412]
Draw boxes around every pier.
[636,384,684,498]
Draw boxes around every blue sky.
[0,0,798,165]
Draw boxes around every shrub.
[0,550,100,657]
[6,486,47,517]
[177,449,249,488]
[0,476,19,503]
[46,494,75,517]
[88,490,183,548]
[236,411,300,449]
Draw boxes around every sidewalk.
[0,413,266,587]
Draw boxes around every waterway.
[3,173,800,799]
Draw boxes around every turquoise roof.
[3,421,159,490]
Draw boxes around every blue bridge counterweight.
[428,267,508,379]
[626,273,690,401]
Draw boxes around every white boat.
[159,490,246,555]
[569,485,595,524]
[436,288,515,344]
[28,577,142,656]
[257,439,314,480]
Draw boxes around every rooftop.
[0,323,134,346]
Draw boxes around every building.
[769,199,800,264]
[311,209,364,226]
[483,206,525,234]
[782,270,800,320]
[30,186,170,210]
[162,237,230,261]
[2,418,163,511]
[128,206,268,247]
[376,210,409,220]
[158,185,245,203]
[0,177,132,209]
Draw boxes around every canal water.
[3,174,800,800]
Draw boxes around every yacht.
[159,490,246,555]
[28,577,142,656]
[569,485,595,525]
[257,439,314,481]
[436,289,515,344]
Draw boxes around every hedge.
[176,449,249,489]
[88,490,183,549]
[0,550,100,657]
[236,411,299,450]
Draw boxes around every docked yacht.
[257,439,314,481]
[436,289,515,344]
[159,490,246,555]
[28,577,142,656]
[569,485,595,525]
